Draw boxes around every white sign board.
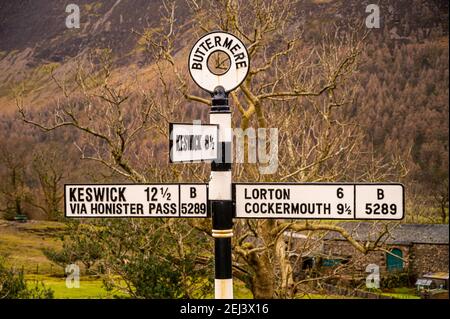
[234,183,404,220]
[65,184,208,218]
[354,184,404,220]
[189,31,249,93]
[169,123,218,163]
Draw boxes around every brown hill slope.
[0,0,448,221]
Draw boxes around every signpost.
[65,184,208,218]
[187,31,250,299]
[188,31,249,93]
[63,31,406,300]
[234,183,404,220]
[169,123,219,163]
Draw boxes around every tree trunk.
[441,201,447,223]
[275,236,294,298]
[249,252,275,298]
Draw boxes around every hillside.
[0,0,448,222]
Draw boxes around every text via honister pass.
[65,184,208,218]
[234,184,404,220]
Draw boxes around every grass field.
[0,220,64,274]
[25,274,128,299]
[380,288,420,299]
[0,219,419,299]
[0,219,255,299]
[0,220,132,298]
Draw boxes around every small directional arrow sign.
[65,184,208,218]
[234,183,404,220]
[169,123,219,163]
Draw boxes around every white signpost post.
[63,31,406,300]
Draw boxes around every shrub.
[0,256,54,299]
[381,271,413,289]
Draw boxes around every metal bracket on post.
[209,86,234,299]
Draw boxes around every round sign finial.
[188,31,250,93]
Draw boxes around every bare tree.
[29,146,66,221]
[16,47,211,298]
[0,141,30,220]
[17,0,408,299]
[138,0,408,298]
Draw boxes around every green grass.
[381,287,419,299]
[26,275,129,299]
[2,220,422,299]
[0,220,128,299]
[381,292,420,299]
[234,280,253,299]
[0,220,65,274]
[297,293,359,299]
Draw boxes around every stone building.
[288,222,448,281]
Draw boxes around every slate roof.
[323,222,449,245]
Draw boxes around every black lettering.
[70,203,86,214]
[377,189,384,200]
[118,187,126,201]
[192,55,203,63]
[205,38,213,50]
[223,37,233,49]
[230,43,241,54]
[275,189,283,199]
[234,52,245,61]
[236,61,247,69]
[190,187,197,198]
[199,42,208,52]
[195,48,205,56]
[176,135,182,151]
[110,188,117,201]
[85,188,92,201]
[93,188,104,201]
[91,202,98,214]
[214,36,221,47]
[260,188,267,200]
[69,188,77,201]
[78,188,85,201]
[276,203,282,213]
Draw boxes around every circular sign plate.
[188,31,250,93]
